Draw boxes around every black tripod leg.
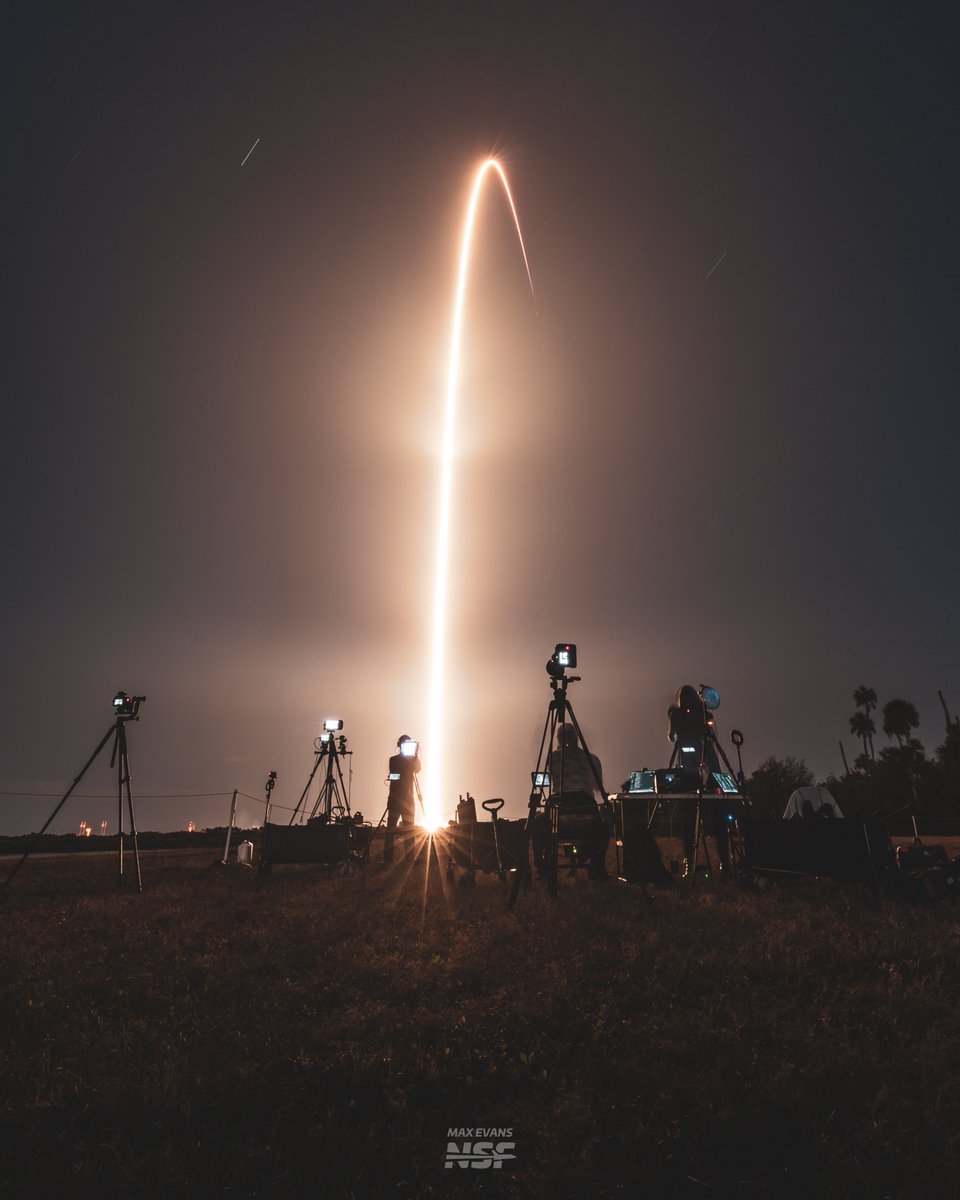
[549,694,570,893]
[710,736,740,872]
[547,802,559,896]
[333,751,350,818]
[120,730,143,893]
[564,700,610,879]
[291,751,323,825]
[312,751,338,821]
[491,815,504,880]
[565,703,606,798]
[112,724,125,882]
[0,722,116,893]
[691,792,702,878]
[508,698,557,908]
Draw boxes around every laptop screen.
[626,770,655,794]
[712,772,740,794]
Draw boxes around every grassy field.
[2,835,960,1199]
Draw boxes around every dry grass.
[2,837,959,1198]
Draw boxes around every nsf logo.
[445,1128,516,1170]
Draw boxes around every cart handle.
[482,798,504,815]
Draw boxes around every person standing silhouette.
[383,735,420,864]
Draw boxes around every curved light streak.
[424,158,535,829]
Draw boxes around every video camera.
[112,691,146,719]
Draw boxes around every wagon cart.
[441,797,529,885]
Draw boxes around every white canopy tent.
[783,786,843,820]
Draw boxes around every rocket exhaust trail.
[424,158,535,828]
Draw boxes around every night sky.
[2,2,957,835]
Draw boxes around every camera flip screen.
[324,718,344,732]
[399,739,418,758]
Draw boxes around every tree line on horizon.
[747,686,960,819]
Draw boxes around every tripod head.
[317,716,349,750]
[549,673,580,698]
[314,720,351,769]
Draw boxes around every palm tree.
[882,698,920,746]
[854,686,878,715]
[853,686,878,758]
[850,712,875,761]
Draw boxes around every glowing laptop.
[624,770,655,794]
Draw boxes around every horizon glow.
[423,158,534,829]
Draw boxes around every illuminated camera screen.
[554,643,576,669]
[399,739,419,758]
[324,718,343,732]
[531,770,550,788]
[112,691,144,717]
[388,772,401,782]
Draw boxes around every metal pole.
[116,723,124,883]
[222,789,239,864]
[264,773,276,824]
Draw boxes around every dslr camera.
[546,643,577,679]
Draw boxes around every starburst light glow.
[423,158,535,829]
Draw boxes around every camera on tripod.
[546,643,577,679]
[113,691,146,719]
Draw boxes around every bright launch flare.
[423,158,535,828]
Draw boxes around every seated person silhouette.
[532,724,609,880]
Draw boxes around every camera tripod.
[1,702,144,896]
[288,736,352,824]
[508,672,608,906]
[666,693,745,880]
